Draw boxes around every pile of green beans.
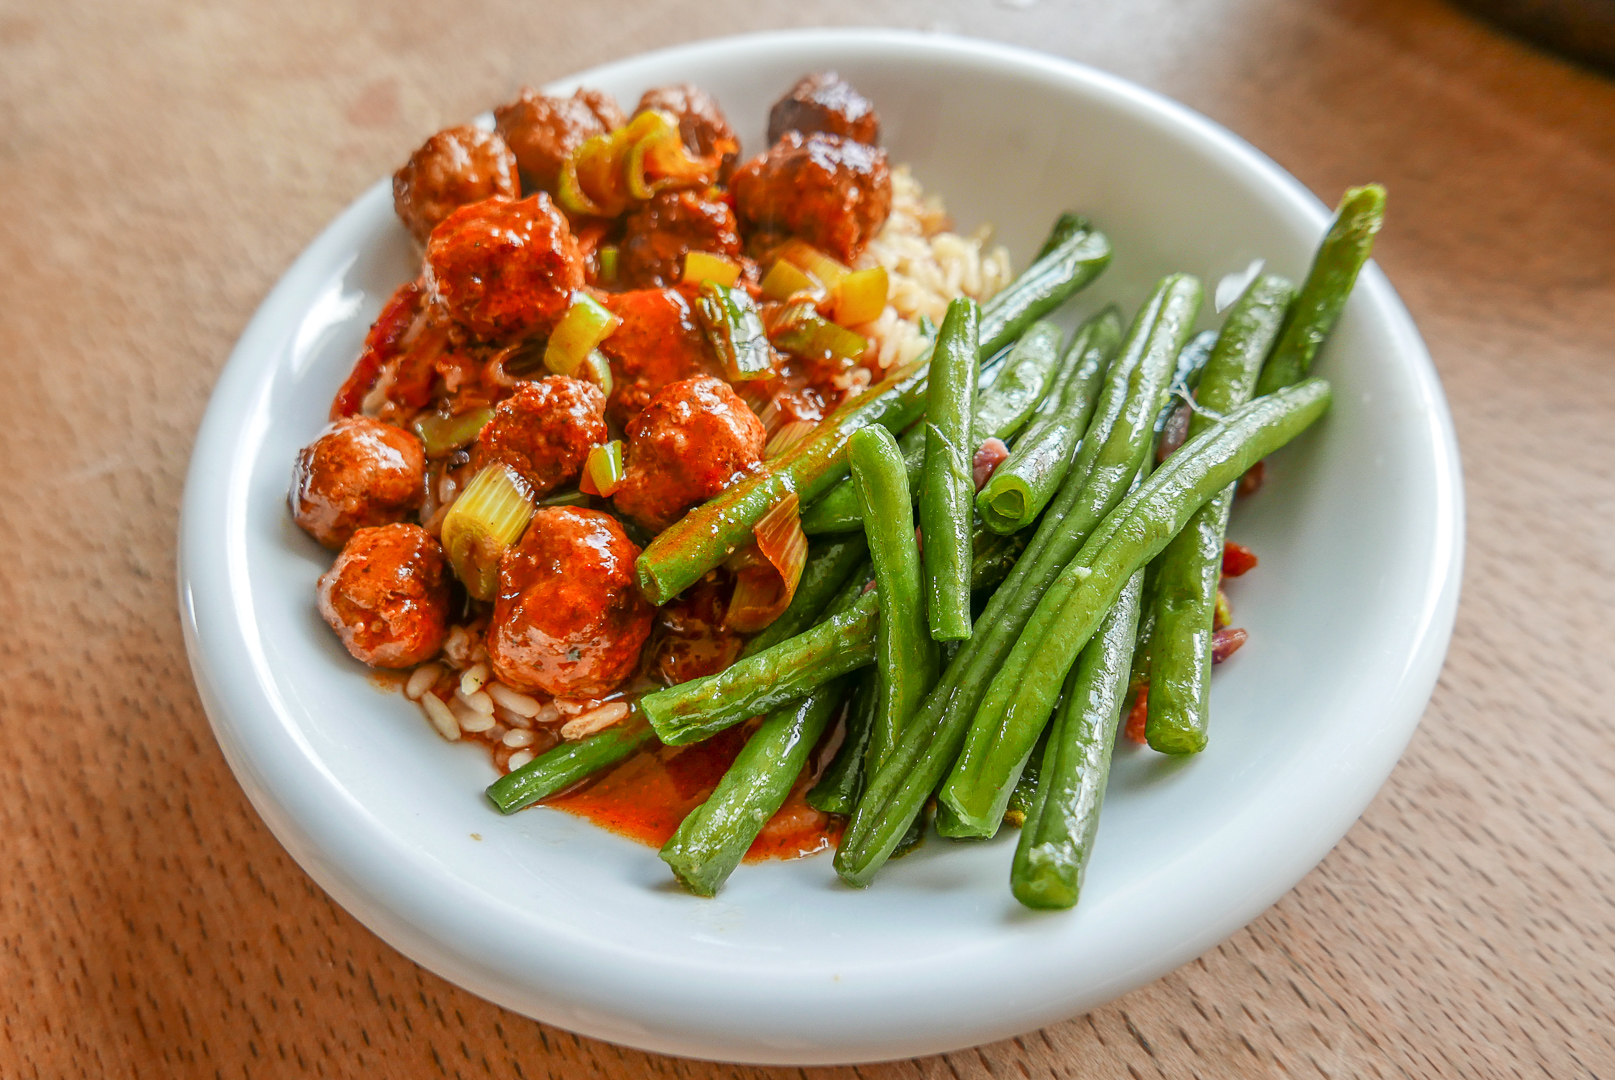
[636,222,1113,604]
[488,190,1379,905]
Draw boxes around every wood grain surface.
[3,0,1613,1075]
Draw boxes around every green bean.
[920,298,980,641]
[1254,184,1385,396]
[936,276,1202,837]
[977,306,1123,533]
[800,321,1066,536]
[1002,724,1050,828]
[660,684,844,897]
[484,721,654,813]
[934,379,1333,836]
[740,535,868,659]
[970,526,1027,593]
[1154,330,1217,437]
[637,222,1112,602]
[806,669,876,814]
[849,425,940,773]
[639,592,878,745]
[1146,274,1295,754]
[835,275,1202,881]
[1035,212,1087,262]
[1010,566,1144,909]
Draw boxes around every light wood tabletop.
[3,0,1613,1075]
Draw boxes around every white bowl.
[178,28,1463,1065]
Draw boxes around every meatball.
[634,84,739,177]
[392,125,520,244]
[317,523,451,669]
[488,507,653,698]
[473,376,606,496]
[494,87,626,192]
[613,376,766,532]
[291,416,426,549]
[424,193,583,341]
[599,288,723,427]
[618,189,742,290]
[767,72,880,146]
[730,131,892,263]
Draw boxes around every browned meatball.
[291,416,426,549]
[494,87,626,193]
[613,376,766,532]
[599,288,723,427]
[317,523,451,669]
[488,507,653,697]
[392,125,520,244]
[767,72,880,146]
[473,376,606,496]
[424,193,583,341]
[730,131,892,263]
[634,84,739,178]
[618,189,742,290]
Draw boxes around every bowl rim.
[178,26,1464,1065]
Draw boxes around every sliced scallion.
[544,294,620,378]
[440,463,535,601]
[697,282,774,382]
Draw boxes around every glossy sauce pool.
[545,723,843,861]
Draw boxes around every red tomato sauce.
[544,724,842,861]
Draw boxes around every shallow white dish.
[179,29,1463,1065]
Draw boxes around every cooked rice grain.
[857,166,1013,368]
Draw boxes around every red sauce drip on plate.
[544,724,841,861]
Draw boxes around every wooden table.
[3,0,1612,1074]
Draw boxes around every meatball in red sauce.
[291,416,426,549]
[488,507,654,698]
[472,375,606,496]
[494,87,626,192]
[766,72,880,146]
[731,131,892,263]
[318,523,451,669]
[613,376,766,533]
[424,193,583,342]
[599,288,723,427]
[619,189,742,290]
[392,126,520,244]
[634,84,739,177]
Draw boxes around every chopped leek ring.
[777,239,849,288]
[832,265,889,327]
[580,349,614,397]
[697,282,774,382]
[759,258,822,303]
[598,245,620,286]
[683,251,742,288]
[411,407,494,459]
[545,294,620,378]
[765,301,868,363]
[440,463,535,601]
[580,440,627,497]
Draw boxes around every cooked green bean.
[920,298,980,641]
[741,535,868,659]
[637,222,1112,602]
[1035,212,1087,262]
[639,592,878,745]
[836,275,1203,878]
[849,425,940,772]
[660,684,844,896]
[485,721,655,813]
[936,275,1203,838]
[934,379,1333,836]
[1254,184,1385,395]
[1011,566,1144,909]
[800,321,1066,535]
[806,669,877,814]
[977,306,1123,533]
[1145,274,1294,754]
